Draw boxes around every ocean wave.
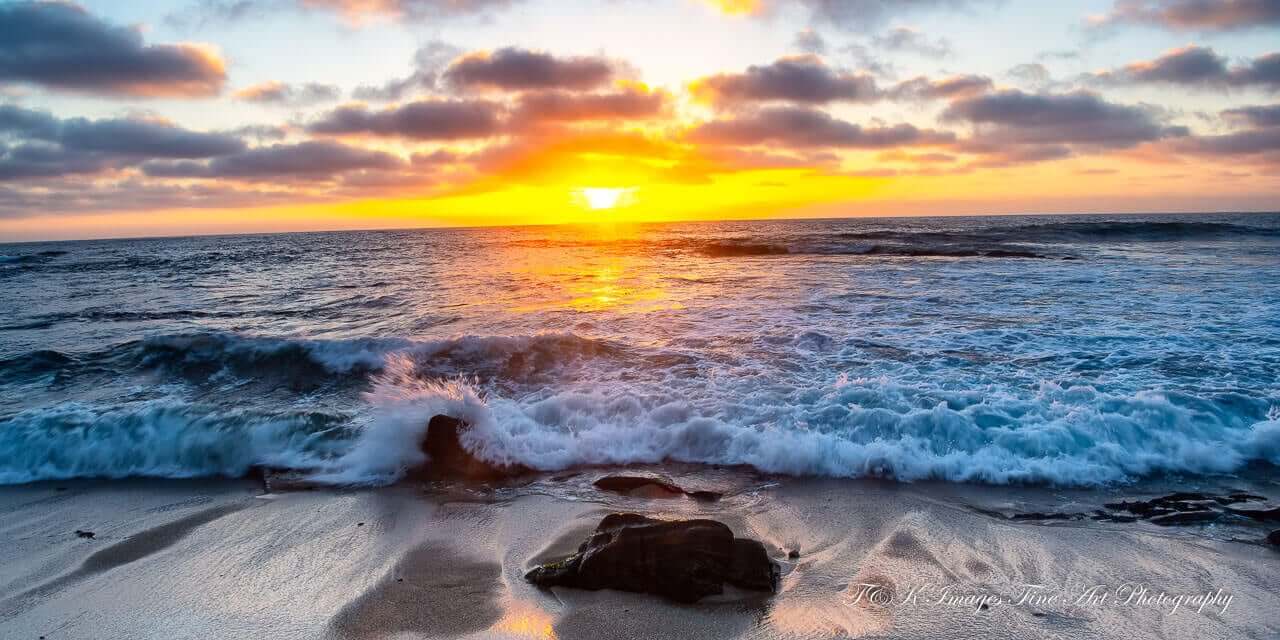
[0,331,631,387]
[5,365,1278,486]
[0,401,349,484]
[319,362,1280,487]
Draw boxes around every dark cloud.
[1173,127,1280,155]
[235,81,342,106]
[1088,46,1280,91]
[1223,103,1280,127]
[942,89,1188,149]
[442,48,615,92]
[0,1,226,98]
[690,106,955,148]
[965,143,1075,167]
[512,87,669,123]
[890,74,993,100]
[0,105,245,158]
[1091,0,1280,31]
[691,56,880,106]
[0,104,245,181]
[0,142,111,180]
[142,140,402,180]
[308,100,503,139]
[352,41,459,102]
[871,27,952,58]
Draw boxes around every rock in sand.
[525,513,779,603]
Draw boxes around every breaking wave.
[3,344,1279,486]
[317,357,1280,487]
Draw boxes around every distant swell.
[0,331,628,385]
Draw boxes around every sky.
[0,0,1278,241]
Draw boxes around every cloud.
[0,1,226,98]
[1172,127,1280,156]
[795,0,999,32]
[352,41,459,102]
[1007,63,1052,88]
[690,56,880,106]
[512,86,670,123]
[308,99,503,139]
[0,179,307,217]
[442,48,615,92]
[0,104,245,181]
[690,106,955,148]
[235,81,342,106]
[1091,0,1280,31]
[0,105,245,158]
[871,27,952,58]
[890,74,993,100]
[793,29,827,55]
[1088,46,1280,91]
[142,140,402,180]
[942,89,1188,150]
[164,0,283,30]
[1223,103,1280,127]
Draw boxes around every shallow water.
[1,213,1279,486]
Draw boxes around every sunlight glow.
[576,187,636,211]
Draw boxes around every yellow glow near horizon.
[576,187,636,211]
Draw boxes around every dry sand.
[1,468,1276,639]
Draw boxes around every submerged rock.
[593,475,724,502]
[593,476,685,498]
[413,415,530,481]
[525,513,779,603]
[1268,530,1280,546]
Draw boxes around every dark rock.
[1227,492,1267,503]
[687,490,724,502]
[1222,504,1280,522]
[414,415,530,481]
[74,530,94,539]
[1107,493,1224,518]
[525,513,779,603]
[1149,511,1219,526]
[593,475,685,498]
[788,548,800,560]
[357,522,365,527]
[1268,530,1280,546]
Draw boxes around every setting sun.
[576,187,636,211]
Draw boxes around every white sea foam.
[313,361,1280,487]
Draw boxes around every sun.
[575,187,636,210]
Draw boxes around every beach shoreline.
[2,467,1276,640]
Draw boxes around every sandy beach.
[2,467,1276,640]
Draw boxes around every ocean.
[2,213,1279,487]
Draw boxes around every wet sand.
[1,469,1277,640]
